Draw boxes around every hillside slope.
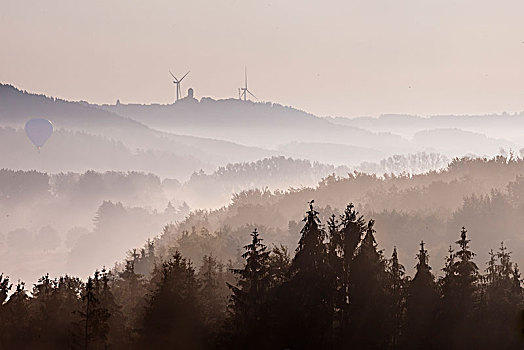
[0,84,276,176]
[99,98,408,152]
[329,113,524,143]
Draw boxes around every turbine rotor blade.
[247,89,257,100]
[169,71,178,80]
[179,71,190,82]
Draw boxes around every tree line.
[160,155,524,277]
[0,202,523,349]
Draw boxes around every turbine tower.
[239,67,257,101]
[169,70,190,102]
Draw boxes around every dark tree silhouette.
[226,228,271,349]
[78,273,111,350]
[268,244,291,288]
[112,260,147,342]
[0,282,32,348]
[197,254,229,344]
[385,246,407,349]
[332,204,366,346]
[0,274,11,306]
[404,241,438,349]
[31,274,83,349]
[348,220,389,349]
[1,201,524,349]
[439,227,479,349]
[281,201,334,349]
[138,252,203,350]
[481,242,523,349]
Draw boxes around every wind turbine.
[239,67,257,101]
[169,70,190,102]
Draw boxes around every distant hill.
[0,83,413,172]
[0,84,277,177]
[412,128,517,156]
[328,113,524,143]
[0,126,210,179]
[328,114,521,156]
[0,84,146,133]
[277,141,385,166]
[100,97,523,159]
[98,97,408,152]
[2,83,519,175]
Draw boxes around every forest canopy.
[0,201,522,349]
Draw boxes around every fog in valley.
[3,1,524,347]
[3,82,524,348]
[3,82,521,284]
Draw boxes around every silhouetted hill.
[100,98,524,160]
[99,98,409,152]
[0,84,276,175]
[4,83,514,170]
[0,84,146,132]
[0,126,210,179]
[329,114,520,157]
[329,113,524,143]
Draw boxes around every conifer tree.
[268,244,291,288]
[54,275,84,346]
[226,229,271,348]
[138,251,203,349]
[482,242,523,349]
[511,264,522,296]
[293,201,327,274]
[339,203,365,273]
[386,247,406,349]
[0,273,10,306]
[97,269,127,349]
[335,204,366,344]
[134,239,156,276]
[454,227,479,305]
[439,227,479,349]
[112,259,147,340]
[0,282,32,348]
[326,213,343,342]
[5,202,524,349]
[0,273,11,345]
[198,254,228,342]
[78,273,110,350]
[31,274,82,349]
[348,219,389,349]
[404,241,438,350]
[285,201,334,349]
[486,249,497,285]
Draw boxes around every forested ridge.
[0,153,450,283]
[2,155,524,349]
[0,202,522,349]
[158,155,524,273]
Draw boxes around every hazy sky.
[2,0,524,117]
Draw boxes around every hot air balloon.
[25,118,53,150]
